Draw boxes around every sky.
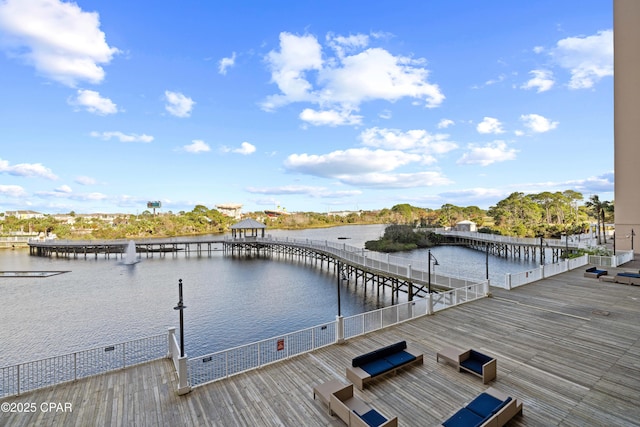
[0,0,614,215]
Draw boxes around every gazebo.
[230,218,267,239]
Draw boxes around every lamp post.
[427,249,439,294]
[485,243,489,281]
[632,229,636,252]
[336,261,342,317]
[173,278,187,358]
[539,236,546,265]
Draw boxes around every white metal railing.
[0,333,166,398]
[502,255,590,289]
[187,281,488,388]
[260,236,477,289]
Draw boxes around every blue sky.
[0,0,613,215]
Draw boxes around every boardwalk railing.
[0,333,166,398]
[500,250,635,289]
[259,236,480,290]
[187,281,488,388]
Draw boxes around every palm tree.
[585,195,611,245]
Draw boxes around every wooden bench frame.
[437,347,497,384]
[442,387,522,427]
[330,383,398,427]
[346,345,423,390]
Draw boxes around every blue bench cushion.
[356,409,388,427]
[352,341,407,367]
[618,272,640,278]
[360,359,395,376]
[466,392,503,418]
[384,350,416,367]
[461,350,492,374]
[442,407,485,427]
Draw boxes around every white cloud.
[0,158,57,179]
[521,69,554,93]
[359,127,457,155]
[245,185,362,198]
[457,141,518,166]
[55,184,72,193]
[262,32,444,122]
[520,113,559,133]
[164,91,195,118]
[0,0,119,86]
[552,29,613,89]
[339,171,452,188]
[75,176,96,185]
[326,33,369,58]
[319,47,444,108]
[183,140,210,153]
[90,131,153,143]
[0,184,27,197]
[299,108,362,126]
[70,89,118,115]
[262,32,323,110]
[284,148,421,177]
[218,52,236,75]
[220,141,256,155]
[437,119,454,129]
[378,109,392,119]
[235,142,256,155]
[476,117,505,134]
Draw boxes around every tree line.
[0,191,612,243]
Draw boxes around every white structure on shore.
[216,203,243,219]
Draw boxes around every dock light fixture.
[427,250,439,294]
[174,278,187,358]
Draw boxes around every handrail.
[0,333,166,398]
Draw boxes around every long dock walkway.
[2,264,640,426]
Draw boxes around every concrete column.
[167,327,176,359]
[177,356,191,395]
[336,315,344,344]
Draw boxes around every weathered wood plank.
[3,266,640,426]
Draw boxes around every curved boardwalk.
[2,264,640,426]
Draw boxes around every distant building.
[327,210,362,218]
[5,210,44,220]
[216,203,243,219]
[454,220,477,232]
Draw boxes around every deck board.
[2,265,640,426]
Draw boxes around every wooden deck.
[2,265,640,426]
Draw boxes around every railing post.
[177,356,191,395]
[427,293,434,315]
[336,315,344,344]
[17,364,20,396]
[167,327,176,359]
[506,273,512,290]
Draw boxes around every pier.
[28,236,487,299]
[2,265,639,426]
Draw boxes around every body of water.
[0,224,539,367]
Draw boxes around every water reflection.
[0,225,540,366]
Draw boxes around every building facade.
[614,0,640,254]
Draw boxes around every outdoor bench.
[346,340,423,390]
[330,383,398,427]
[437,347,497,384]
[584,266,608,278]
[442,387,522,427]
[614,272,640,285]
